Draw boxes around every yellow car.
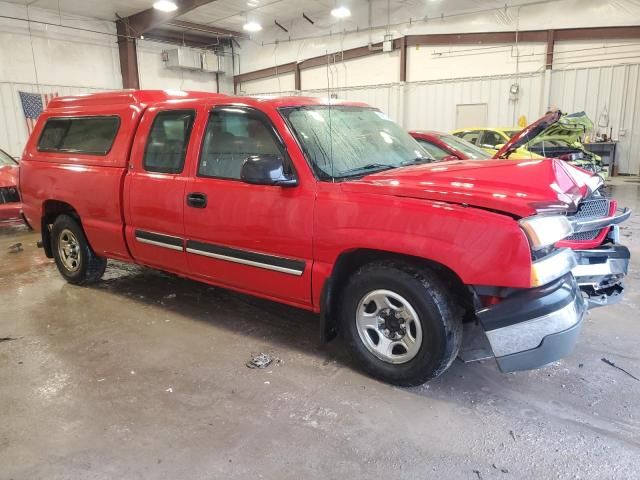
[451,127,543,159]
[452,112,608,179]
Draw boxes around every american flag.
[18,91,58,134]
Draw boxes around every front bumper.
[477,274,587,373]
[572,243,630,307]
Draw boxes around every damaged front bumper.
[572,243,630,308]
[474,239,629,372]
[477,274,587,373]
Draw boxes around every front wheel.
[340,261,463,386]
[51,215,107,285]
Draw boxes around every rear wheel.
[51,215,106,285]
[340,261,463,386]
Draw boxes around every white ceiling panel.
[3,0,156,20]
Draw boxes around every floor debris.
[247,353,273,369]
[601,357,639,381]
[8,242,23,253]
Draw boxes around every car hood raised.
[494,111,593,158]
[0,164,19,188]
[342,158,594,218]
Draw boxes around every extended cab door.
[182,105,314,307]
[123,106,199,274]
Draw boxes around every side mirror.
[240,154,297,187]
[441,155,459,162]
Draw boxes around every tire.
[340,261,463,386]
[51,214,107,285]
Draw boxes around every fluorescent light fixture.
[331,6,351,18]
[153,0,178,12]
[243,21,262,32]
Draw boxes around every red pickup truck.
[19,90,630,386]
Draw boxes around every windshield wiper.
[339,163,396,178]
[400,157,431,166]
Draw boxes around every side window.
[143,110,195,174]
[480,131,503,148]
[459,131,481,145]
[198,108,284,180]
[38,116,120,155]
[416,139,450,160]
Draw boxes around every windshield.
[281,106,433,180]
[438,134,490,159]
[0,149,17,166]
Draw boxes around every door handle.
[186,192,207,208]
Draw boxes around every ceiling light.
[153,1,178,12]
[243,21,262,32]
[331,6,351,18]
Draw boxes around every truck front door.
[182,105,314,308]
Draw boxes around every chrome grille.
[565,198,610,241]
[573,198,610,219]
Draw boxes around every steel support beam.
[294,63,301,90]
[166,19,245,38]
[143,28,225,49]
[116,21,140,89]
[399,35,407,82]
[546,29,555,70]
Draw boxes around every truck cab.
[19,90,631,386]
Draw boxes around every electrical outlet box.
[382,34,394,53]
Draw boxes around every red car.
[19,91,630,386]
[0,148,22,224]
[410,130,491,161]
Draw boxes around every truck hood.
[494,111,593,158]
[342,158,595,218]
[0,164,19,188]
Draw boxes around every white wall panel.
[238,73,296,95]
[408,43,546,82]
[137,41,224,93]
[554,40,640,69]
[550,64,640,174]
[301,52,400,90]
[403,73,545,132]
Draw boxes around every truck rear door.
[182,104,314,307]
[123,104,200,274]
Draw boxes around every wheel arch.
[41,200,81,258]
[319,248,475,342]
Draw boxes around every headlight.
[531,248,577,286]
[519,215,572,250]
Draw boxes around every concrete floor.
[1,177,639,480]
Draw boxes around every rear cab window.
[38,116,120,155]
